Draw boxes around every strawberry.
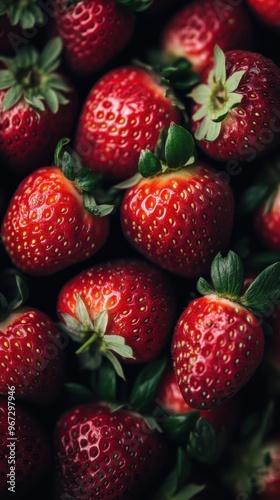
[74,65,182,184]
[257,437,280,499]
[57,258,177,377]
[171,250,280,410]
[1,139,113,276]
[53,402,168,500]
[156,362,240,435]
[119,122,235,278]
[189,45,280,164]
[0,396,51,499]
[0,36,77,177]
[160,0,255,75]
[246,0,280,28]
[0,270,65,404]
[52,0,150,76]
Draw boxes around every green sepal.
[0,268,29,321]
[187,416,228,465]
[165,123,196,169]
[159,57,200,92]
[138,150,162,177]
[117,0,152,12]
[197,251,244,299]
[0,0,45,29]
[238,183,274,215]
[241,261,280,315]
[129,357,168,412]
[93,360,118,402]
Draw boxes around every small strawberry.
[171,250,280,410]
[0,397,51,499]
[74,64,182,184]
[1,138,113,276]
[160,0,255,74]
[0,269,65,404]
[246,0,280,29]
[57,258,177,377]
[52,0,150,76]
[0,36,77,176]
[119,122,235,278]
[189,45,280,163]
[53,402,168,500]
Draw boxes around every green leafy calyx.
[0,36,72,113]
[54,138,114,217]
[0,0,45,29]
[0,268,29,321]
[60,294,135,380]
[197,250,280,316]
[189,45,245,142]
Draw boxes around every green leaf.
[83,194,114,217]
[196,277,215,296]
[213,45,226,84]
[103,350,126,380]
[40,86,59,113]
[0,70,16,89]
[129,357,168,412]
[2,84,23,111]
[241,261,280,315]
[161,412,200,443]
[75,293,94,330]
[210,251,244,298]
[165,123,196,169]
[95,360,118,402]
[187,417,224,464]
[39,37,63,73]
[138,150,162,177]
[75,168,101,192]
[238,183,273,215]
[105,334,135,360]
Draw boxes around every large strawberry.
[0,397,51,499]
[0,36,77,176]
[57,258,177,377]
[171,250,280,410]
[160,0,255,75]
[52,0,150,76]
[1,139,113,276]
[74,65,182,184]
[189,45,280,164]
[53,402,168,500]
[246,0,280,28]
[119,122,235,278]
[0,269,65,404]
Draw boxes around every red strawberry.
[0,270,65,404]
[1,139,112,276]
[119,122,235,278]
[0,396,51,499]
[52,0,148,76]
[160,0,255,75]
[74,65,182,184]
[53,402,168,500]
[246,0,280,28]
[171,251,280,409]
[157,362,241,438]
[57,258,177,377]
[0,36,77,177]
[189,45,280,163]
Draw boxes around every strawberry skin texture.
[254,187,280,252]
[53,0,135,75]
[1,166,110,276]
[247,0,280,28]
[120,164,235,278]
[191,50,280,163]
[0,84,77,176]
[0,397,51,498]
[171,295,264,409]
[161,0,254,74]
[54,402,168,500]
[57,258,177,363]
[74,66,181,183]
[0,306,65,404]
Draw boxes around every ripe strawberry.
[160,0,255,75]
[57,258,177,377]
[156,362,241,435]
[52,0,149,76]
[189,45,280,163]
[0,270,65,404]
[119,122,235,278]
[246,0,280,28]
[1,139,112,276]
[74,65,182,184]
[0,397,51,499]
[0,36,77,176]
[171,250,280,410]
[53,402,168,500]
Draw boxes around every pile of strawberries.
[1,0,280,499]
